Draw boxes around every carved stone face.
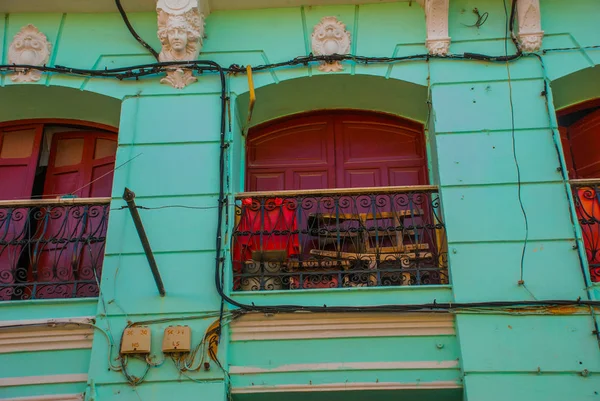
[167,24,188,52]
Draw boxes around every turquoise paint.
[0,1,599,400]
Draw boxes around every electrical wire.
[462,8,489,28]
[502,0,530,287]
[115,0,159,60]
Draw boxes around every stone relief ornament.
[517,0,544,52]
[157,0,205,89]
[421,0,450,56]
[8,25,52,83]
[311,16,351,72]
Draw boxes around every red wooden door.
[242,112,428,289]
[564,109,600,282]
[333,114,427,188]
[0,125,43,299]
[33,132,117,298]
[246,112,427,191]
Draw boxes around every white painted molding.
[0,374,88,387]
[0,317,94,328]
[230,360,459,375]
[311,16,351,72]
[516,0,544,52]
[8,25,52,82]
[230,312,454,341]
[232,381,462,394]
[0,327,93,354]
[2,394,83,401]
[0,317,94,354]
[420,0,450,56]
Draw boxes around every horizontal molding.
[230,312,455,341]
[0,374,88,387]
[2,394,83,401]
[232,381,462,393]
[230,360,459,375]
[0,317,94,328]
[0,317,94,354]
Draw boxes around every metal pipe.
[123,187,166,297]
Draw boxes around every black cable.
[115,0,160,60]
[502,0,529,285]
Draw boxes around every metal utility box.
[120,326,151,354]
[162,325,191,353]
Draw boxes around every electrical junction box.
[120,326,151,354]
[162,325,191,353]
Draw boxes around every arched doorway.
[558,99,600,282]
[234,110,446,291]
[246,111,428,192]
[0,120,118,300]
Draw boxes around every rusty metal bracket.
[123,188,166,297]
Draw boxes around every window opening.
[233,111,447,291]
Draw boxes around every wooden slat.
[0,197,110,207]
[309,209,424,222]
[310,249,432,260]
[237,185,439,199]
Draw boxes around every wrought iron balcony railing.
[571,179,600,283]
[0,198,110,301]
[232,186,448,291]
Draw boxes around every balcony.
[0,198,110,301]
[232,186,448,291]
[571,179,600,282]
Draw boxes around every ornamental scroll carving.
[516,0,543,52]
[311,17,351,72]
[8,25,52,83]
[157,0,205,89]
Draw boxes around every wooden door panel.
[0,125,43,300]
[0,126,43,200]
[334,114,427,188]
[247,112,428,191]
[248,121,333,168]
[35,131,116,298]
[247,172,286,192]
[569,109,600,178]
[339,123,424,163]
[389,167,427,187]
[292,171,331,190]
[89,162,115,198]
[343,169,382,188]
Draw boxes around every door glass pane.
[94,138,117,160]
[55,138,84,167]
[0,129,36,159]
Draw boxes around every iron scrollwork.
[0,200,110,301]
[232,187,448,291]
[572,181,600,282]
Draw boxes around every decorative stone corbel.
[417,0,450,56]
[311,16,351,72]
[8,25,51,83]
[156,0,206,89]
[516,0,544,52]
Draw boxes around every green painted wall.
[0,0,599,400]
